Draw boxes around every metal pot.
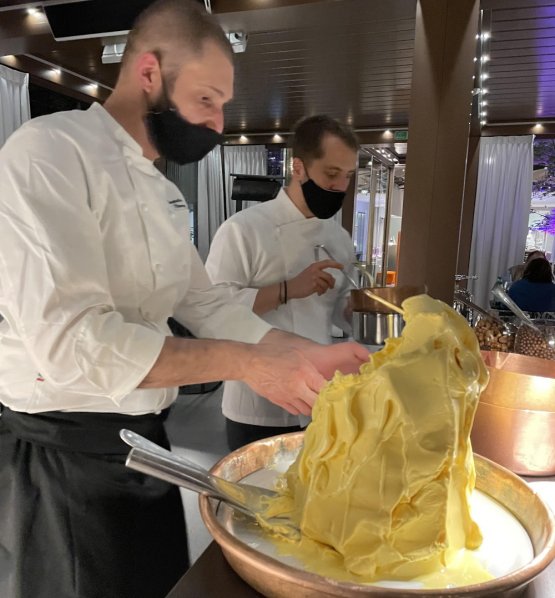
[471,351,555,476]
[352,311,404,345]
[351,285,426,345]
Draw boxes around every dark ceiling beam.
[0,0,94,11]
[212,0,323,12]
[0,54,110,102]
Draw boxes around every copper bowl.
[199,432,555,598]
[471,351,555,476]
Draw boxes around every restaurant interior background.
[3,0,555,313]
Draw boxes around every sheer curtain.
[468,136,534,309]
[0,65,30,147]
[197,145,267,261]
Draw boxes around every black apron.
[0,406,189,598]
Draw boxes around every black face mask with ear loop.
[144,72,223,165]
[301,175,346,219]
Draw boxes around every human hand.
[288,259,343,299]
[240,343,327,416]
[301,341,370,379]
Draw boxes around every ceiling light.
[26,7,39,15]
[393,158,399,163]
[51,68,61,75]
[480,111,487,117]
[481,55,490,62]
[226,32,248,53]
[239,135,248,142]
[473,57,477,62]
[480,120,487,125]
[272,134,283,142]
[481,32,490,41]
[481,73,489,80]
[482,88,489,94]
[102,42,126,64]
[481,101,487,106]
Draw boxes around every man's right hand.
[239,343,327,416]
[288,259,344,299]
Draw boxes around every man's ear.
[135,51,163,94]
[291,157,306,181]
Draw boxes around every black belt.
[0,405,170,454]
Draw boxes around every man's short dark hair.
[523,257,554,283]
[291,115,359,165]
[122,0,232,88]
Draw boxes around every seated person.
[508,250,546,282]
[508,257,555,312]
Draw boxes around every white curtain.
[0,65,30,147]
[468,136,534,309]
[197,145,267,261]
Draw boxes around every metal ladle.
[120,429,294,528]
[491,282,544,335]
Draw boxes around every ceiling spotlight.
[534,123,543,128]
[482,88,489,95]
[239,135,248,142]
[481,32,490,41]
[481,73,489,80]
[481,101,487,106]
[480,120,487,125]
[393,158,399,163]
[51,68,61,75]
[473,57,477,62]
[272,134,283,142]
[26,7,39,15]
[480,111,487,117]
[481,55,490,62]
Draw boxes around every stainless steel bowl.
[199,432,555,598]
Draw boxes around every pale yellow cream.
[259,294,491,585]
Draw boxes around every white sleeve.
[172,245,271,343]
[0,124,165,404]
[205,218,259,309]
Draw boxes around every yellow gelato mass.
[259,294,491,586]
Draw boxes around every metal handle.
[314,244,360,289]
[491,283,543,334]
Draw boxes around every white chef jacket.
[205,189,355,426]
[0,103,271,415]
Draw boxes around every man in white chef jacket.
[206,115,359,450]
[0,4,369,598]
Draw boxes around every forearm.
[139,336,250,388]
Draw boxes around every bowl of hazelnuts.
[514,320,555,361]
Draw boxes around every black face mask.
[301,177,346,219]
[145,78,223,165]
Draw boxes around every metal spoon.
[314,244,361,289]
[491,282,544,335]
[120,429,292,525]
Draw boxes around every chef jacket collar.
[88,103,163,178]
[274,188,314,225]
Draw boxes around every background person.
[206,115,359,450]
[508,257,555,313]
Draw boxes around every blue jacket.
[507,279,555,312]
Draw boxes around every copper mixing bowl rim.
[199,432,555,596]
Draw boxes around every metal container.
[351,285,426,345]
[352,311,404,345]
[200,432,555,598]
[471,351,555,476]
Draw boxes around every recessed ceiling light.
[239,135,248,142]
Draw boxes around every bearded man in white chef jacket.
[206,115,359,450]
[0,3,369,598]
